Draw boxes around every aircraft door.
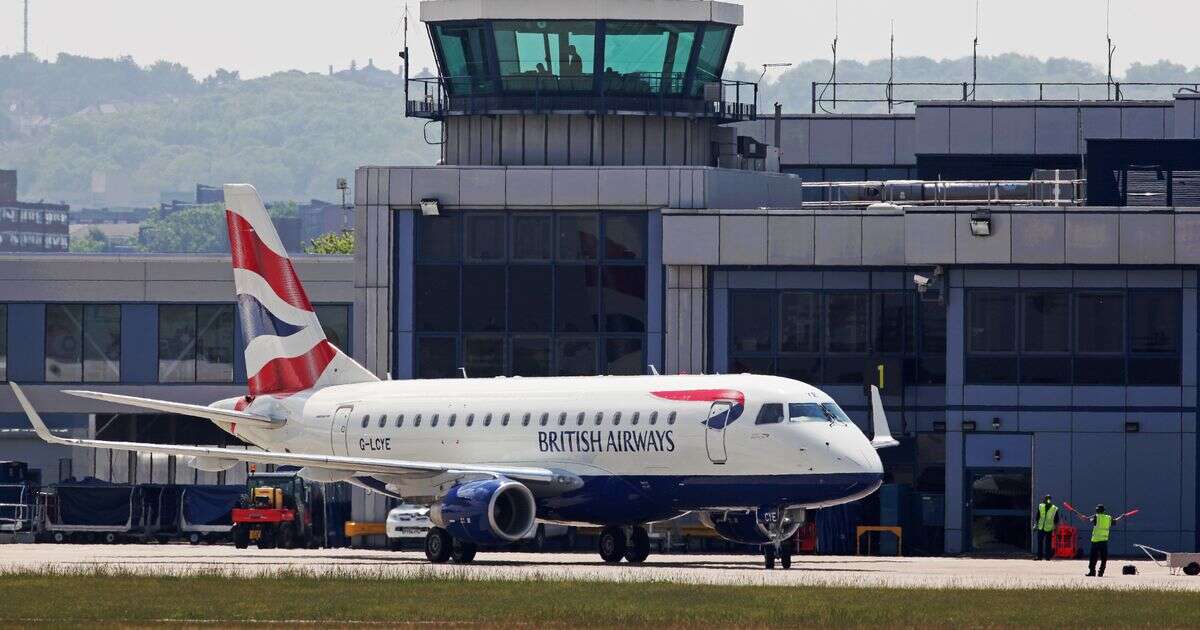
[706,401,732,465]
[331,406,353,457]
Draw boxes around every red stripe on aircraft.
[248,340,337,395]
[226,210,314,311]
[650,389,745,406]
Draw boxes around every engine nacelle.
[699,508,804,546]
[428,478,537,545]
[185,456,240,473]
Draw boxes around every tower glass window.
[494,20,596,92]
[602,22,699,95]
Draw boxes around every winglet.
[869,385,899,449]
[10,382,67,445]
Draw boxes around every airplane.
[14,183,896,569]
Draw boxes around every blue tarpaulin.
[815,502,867,555]
[182,485,243,526]
[55,478,134,527]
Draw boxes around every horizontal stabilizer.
[62,389,282,429]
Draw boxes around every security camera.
[913,274,931,290]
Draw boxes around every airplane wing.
[12,383,581,492]
[62,390,282,429]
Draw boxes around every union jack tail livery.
[224,184,377,395]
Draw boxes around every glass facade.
[966,289,1181,385]
[45,304,120,383]
[414,211,648,378]
[159,305,236,383]
[728,289,945,386]
[430,20,735,97]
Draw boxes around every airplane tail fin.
[224,184,378,395]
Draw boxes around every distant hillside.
[3,53,1199,205]
[0,54,438,205]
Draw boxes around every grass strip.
[0,568,1195,628]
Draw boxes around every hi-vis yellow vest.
[1037,503,1058,532]
[1091,513,1112,543]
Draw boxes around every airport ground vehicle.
[231,471,321,549]
[385,504,572,552]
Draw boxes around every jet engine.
[428,478,537,545]
[699,508,805,545]
[185,455,239,473]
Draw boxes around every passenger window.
[466,413,474,427]
[378,415,388,428]
[594,412,604,426]
[414,414,422,427]
[484,413,492,427]
[613,412,622,426]
[431,414,440,427]
[361,415,370,429]
[788,403,828,422]
[667,411,677,425]
[631,412,640,426]
[522,413,531,426]
[502,413,511,426]
[396,414,405,428]
[576,412,586,426]
[558,412,567,426]
[540,412,549,426]
[448,414,457,427]
[755,403,784,425]
[649,411,659,425]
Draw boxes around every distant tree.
[305,230,355,255]
[69,227,109,253]
[138,204,227,253]
[267,200,299,219]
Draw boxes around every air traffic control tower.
[406,0,759,167]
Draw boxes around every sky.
[3,0,1199,79]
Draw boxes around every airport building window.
[965,289,1180,385]
[158,304,235,383]
[45,304,121,383]
[415,211,647,378]
[729,289,946,386]
[314,304,351,354]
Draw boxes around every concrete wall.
[663,206,1200,268]
[735,115,917,169]
[444,115,716,167]
[916,101,1175,156]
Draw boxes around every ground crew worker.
[1085,504,1127,577]
[1033,494,1059,560]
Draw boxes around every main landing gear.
[598,525,651,564]
[424,527,478,564]
[763,544,793,570]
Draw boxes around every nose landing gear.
[762,505,794,570]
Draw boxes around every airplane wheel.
[598,526,627,564]
[624,526,651,564]
[103,532,118,544]
[451,540,477,564]
[425,528,452,564]
[781,551,792,570]
[763,546,776,570]
[52,531,66,544]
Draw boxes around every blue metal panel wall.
[233,309,246,383]
[964,434,1032,468]
[393,211,415,379]
[120,304,157,384]
[8,303,44,383]
[647,209,664,372]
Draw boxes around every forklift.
[231,470,320,549]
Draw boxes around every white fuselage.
[222,374,884,525]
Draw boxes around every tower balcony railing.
[407,73,758,122]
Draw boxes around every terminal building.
[4,0,1200,556]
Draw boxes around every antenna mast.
[23,0,30,55]
[971,0,980,100]
[1106,0,1117,100]
[888,19,895,113]
[831,0,839,109]
[401,4,411,110]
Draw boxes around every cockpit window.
[820,402,852,424]
[755,403,784,425]
[788,402,827,422]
